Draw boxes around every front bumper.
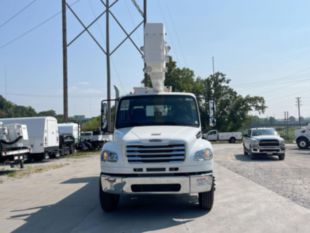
[251,146,285,155]
[100,172,213,194]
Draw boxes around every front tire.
[229,137,236,143]
[279,153,285,160]
[198,181,214,211]
[243,145,248,155]
[99,180,119,212]
[297,137,309,149]
[248,147,255,160]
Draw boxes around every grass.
[6,163,67,179]
[67,151,99,159]
[0,151,99,181]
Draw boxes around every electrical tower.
[62,0,147,125]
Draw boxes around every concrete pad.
[0,152,309,233]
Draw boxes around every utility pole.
[143,0,148,87]
[106,0,112,132]
[296,97,301,127]
[62,0,68,122]
[284,111,289,140]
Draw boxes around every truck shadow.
[234,154,279,162]
[10,177,208,233]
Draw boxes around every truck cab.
[99,92,214,211]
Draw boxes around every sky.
[0,0,310,119]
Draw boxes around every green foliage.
[162,58,267,131]
[81,116,100,131]
[0,95,36,118]
[37,110,57,117]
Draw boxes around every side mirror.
[101,102,108,132]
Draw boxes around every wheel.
[279,154,285,160]
[229,137,236,143]
[198,180,214,211]
[99,180,119,212]
[55,152,61,158]
[248,147,255,159]
[19,159,24,169]
[243,145,248,155]
[297,138,309,149]
[33,153,47,162]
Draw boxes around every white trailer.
[0,122,30,168]
[0,117,59,161]
[203,130,242,143]
[58,123,80,143]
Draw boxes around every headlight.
[194,148,213,161]
[251,140,259,147]
[101,150,118,162]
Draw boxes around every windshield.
[252,129,277,136]
[115,95,200,128]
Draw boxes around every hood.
[114,126,200,144]
[252,135,284,141]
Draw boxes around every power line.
[0,0,80,50]
[0,0,39,29]
[4,92,103,98]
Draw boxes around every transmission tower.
[62,0,147,125]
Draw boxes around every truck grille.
[259,139,279,147]
[126,144,186,163]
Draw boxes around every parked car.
[295,124,310,149]
[243,127,285,160]
[203,130,242,143]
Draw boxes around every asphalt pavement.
[0,144,310,233]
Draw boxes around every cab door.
[243,129,251,149]
[207,130,218,141]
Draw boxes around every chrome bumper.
[100,173,213,194]
[251,146,285,154]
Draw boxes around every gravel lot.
[0,144,310,233]
[215,144,310,209]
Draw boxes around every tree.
[37,110,57,117]
[161,59,266,131]
[199,72,266,131]
[0,95,36,117]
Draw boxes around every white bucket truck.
[99,23,215,212]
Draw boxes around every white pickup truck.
[243,128,285,160]
[203,130,242,143]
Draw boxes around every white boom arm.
[143,23,170,92]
